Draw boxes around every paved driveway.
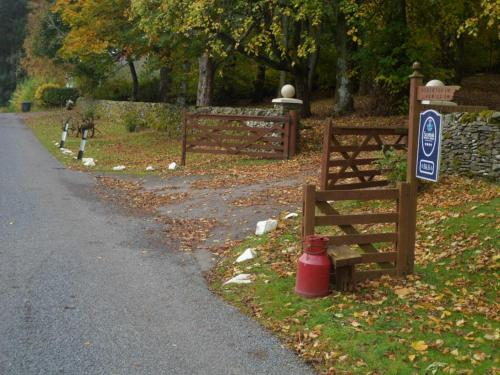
[0,114,314,375]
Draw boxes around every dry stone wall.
[76,98,283,136]
[441,112,499,180]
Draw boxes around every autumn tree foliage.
[53,0,147,101]
[132,0,325,116]
[12,0,500,113]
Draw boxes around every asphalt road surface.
[0,114,314,375]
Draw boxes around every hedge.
[41,87,80,107]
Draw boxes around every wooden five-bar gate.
[320,122,408,190]
[302,61,483,292]
[304,122,411,291]
[303,182,411,290]
[181,112,296,165]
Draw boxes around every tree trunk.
[159,66,171,102]
[252,65,266,103]
[307,48,319,93]
[333,9,354,115]
[128,59,139,102]
[177,61,189,106]
[294,70,311,118]
[196,52,215,106]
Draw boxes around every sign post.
[404,62,423,276]
[404,62,461,276]
[416,110,443,182]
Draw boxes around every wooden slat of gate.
[328,134,372,187]
[190,123,285,134]
[188,149,285,158]
[328,181,389,190]
[181,112,292,165]
[316,188,399,201]
[330,144,407,152]
[361,252,397,263]
[320,122,408,190]
[191,134,283,143]
[326,233,397,246]
[332,170,385,179]
[328,158,379,167]
[315,201,380,254]
[187,140,284,151]
[315,213,398,226]
[331,127,408,135]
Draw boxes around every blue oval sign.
[421,117,437,157]
[416,109,442,182]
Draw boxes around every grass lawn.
[23,112,316,179]
[210,177,499,374]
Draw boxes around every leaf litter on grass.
[210,176,499,374]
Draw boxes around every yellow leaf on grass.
[394,288,411,298]
[412,341,428,351]
[473,352,486,361]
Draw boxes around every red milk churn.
[295,235,331,298]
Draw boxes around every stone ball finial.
[412,61,421,71]
[281,84,296,99]
[426,79,445,87]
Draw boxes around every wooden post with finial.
[404,61,424,275]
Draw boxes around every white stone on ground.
[223,274,253,285]
[284,212,299,219]
[255,219,278,235]
[168,162,177,170]
[113,165,126,171]
[82,158,95,167]
[236,248,257,263]
[146,166,155,171]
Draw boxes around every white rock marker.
[223,274,253,285]
[284,212,299,219]
[146,165,155,171]
[168,162,177,170]
[255,219,278,235]
[113,165,126,171]
[82,158,95,167]
[236,248,257,263]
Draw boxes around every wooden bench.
[327,245,362,291]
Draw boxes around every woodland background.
[1,0,498,116]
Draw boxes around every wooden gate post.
[289,110,299,157]
[320,121,333,190]
[406,62,424,274]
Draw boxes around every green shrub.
[122,109,143,132]
[35,83,60,102]
[8,78,40,112]
[373,147,407,184]
[41,87,80,107]
[142,105,181,137]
